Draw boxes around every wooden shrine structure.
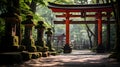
[48,2,114,53]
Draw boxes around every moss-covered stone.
[109,52,120,62]
[19,45,26,51]
[0,35,25,52]
[21,52,31,61]
[22,38,37,52]
[49,52,57,56]
[45,28,57,56]
[21,14,37,52]
[35,21,49,54]
[21,51,42,61]
[31,53,40,59]
[42,52,49,57]
[36,46,48,52]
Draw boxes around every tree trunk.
[109,0,120,53]
[86,29,93,49]
[115,0,120,53]
[25,0,37,13]
[106,12,111,51]
[106,0,109,3]
[109,0,120,61]
[30,0,37,13]
[95,24,98,48]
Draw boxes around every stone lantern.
[21,14,37,52]
[0,11,22,52]
[45,28,55,51]
[35,21,45,47]
[35,21,49,57]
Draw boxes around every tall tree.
[113,0,120,53]
[109,0,120,61]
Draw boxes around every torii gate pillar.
[96,12,105,53]
[63,12,72,53]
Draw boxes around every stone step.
[21,51,42,61]
[0,52,22,64]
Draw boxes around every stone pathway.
[1,50,120,67]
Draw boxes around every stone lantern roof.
[21,14,35,26]
[35,21,45,29]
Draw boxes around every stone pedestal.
[63,44,72,53]
[96,45,105,53]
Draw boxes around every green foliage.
[36,5,54,27]
[0,18,5,36]
[19,0,52,28]
[54,24,65,34]
[20,1,32,15]
[35,0,48,5]
[0,0,7,13]
[0,0,7,3]
[36,46,48,52]
[23,0,32,3]
[51,0,74,4]
[0,0,52,30]
[22,38,37,52]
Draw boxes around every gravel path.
[1,50,120,67]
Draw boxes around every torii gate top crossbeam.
[48,2,113,12]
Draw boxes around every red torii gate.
[48,2,113,53]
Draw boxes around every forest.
[0,0,120,62]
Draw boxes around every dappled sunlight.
[20,50,111,67]
[0,0,119,67]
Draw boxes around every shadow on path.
[1,50,120,67]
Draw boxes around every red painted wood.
[49,3,113,46]
[65,12,70,45]
[97,12,102,45]
[50,8,112,12]
[54,20,115,24]
[56,14,111,17]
